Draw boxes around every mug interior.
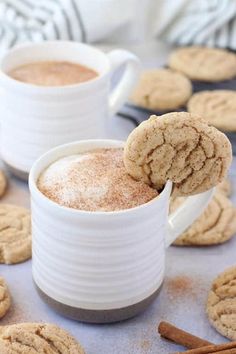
[0,41,110,89]
[29,139,172,215]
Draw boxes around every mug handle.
[107,49,141,117]
[165,187,214,248]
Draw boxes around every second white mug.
[0,41,140,178]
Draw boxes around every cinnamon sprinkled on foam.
[37,148,158,212]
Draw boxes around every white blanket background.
[0,0,236,55]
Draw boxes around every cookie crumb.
[140,339,151,352]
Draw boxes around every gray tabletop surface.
[1,41,236,354]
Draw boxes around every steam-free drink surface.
[37,148,158,212]
[8,61,98,86]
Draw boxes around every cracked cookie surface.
[188,90,236,132]
[0,277,10,319]
[124,112,232,196]
[207,266,236,340]
[130,68,192,111]
[169,46,236,82]
[0,204,31,264]
[0,323,85,353]
[170,192,236,245]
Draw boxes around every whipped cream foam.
[37,148,158,212]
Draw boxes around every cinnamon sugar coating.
[0,323,85,353]
[130,68,192,111]
[0,277,10,319]
[8,61,98,86]
[124,112,232,196]
[188,90,236,132]
[169,46,236,82]
[170,192,236,246]
[207,266,236,340]
[37,148,158,212]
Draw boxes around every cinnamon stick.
[158,321,212,349]
[173,341,236,354]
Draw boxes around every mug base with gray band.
[0,41,140,180]
[35,283,162,323]
[29,139,213,324]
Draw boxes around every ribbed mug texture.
[29,140,171,310]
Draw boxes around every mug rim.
[29,139,172,216]
[0,40,110,94]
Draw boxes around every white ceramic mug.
[0,41,140,178]
[29,139,213,323]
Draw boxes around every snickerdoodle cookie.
[0,323,85,353]
[169,46,236,82]
[170,192,236,246]
[124,112,232,196]
[188,90,236,132]
[207,266,236,340]
[130,68,192,111]
[0,171,7,198]
[0,204,31,264]
[0,277,10,319]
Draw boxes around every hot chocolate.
[37,148,158,212]
[8,61,98,86]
